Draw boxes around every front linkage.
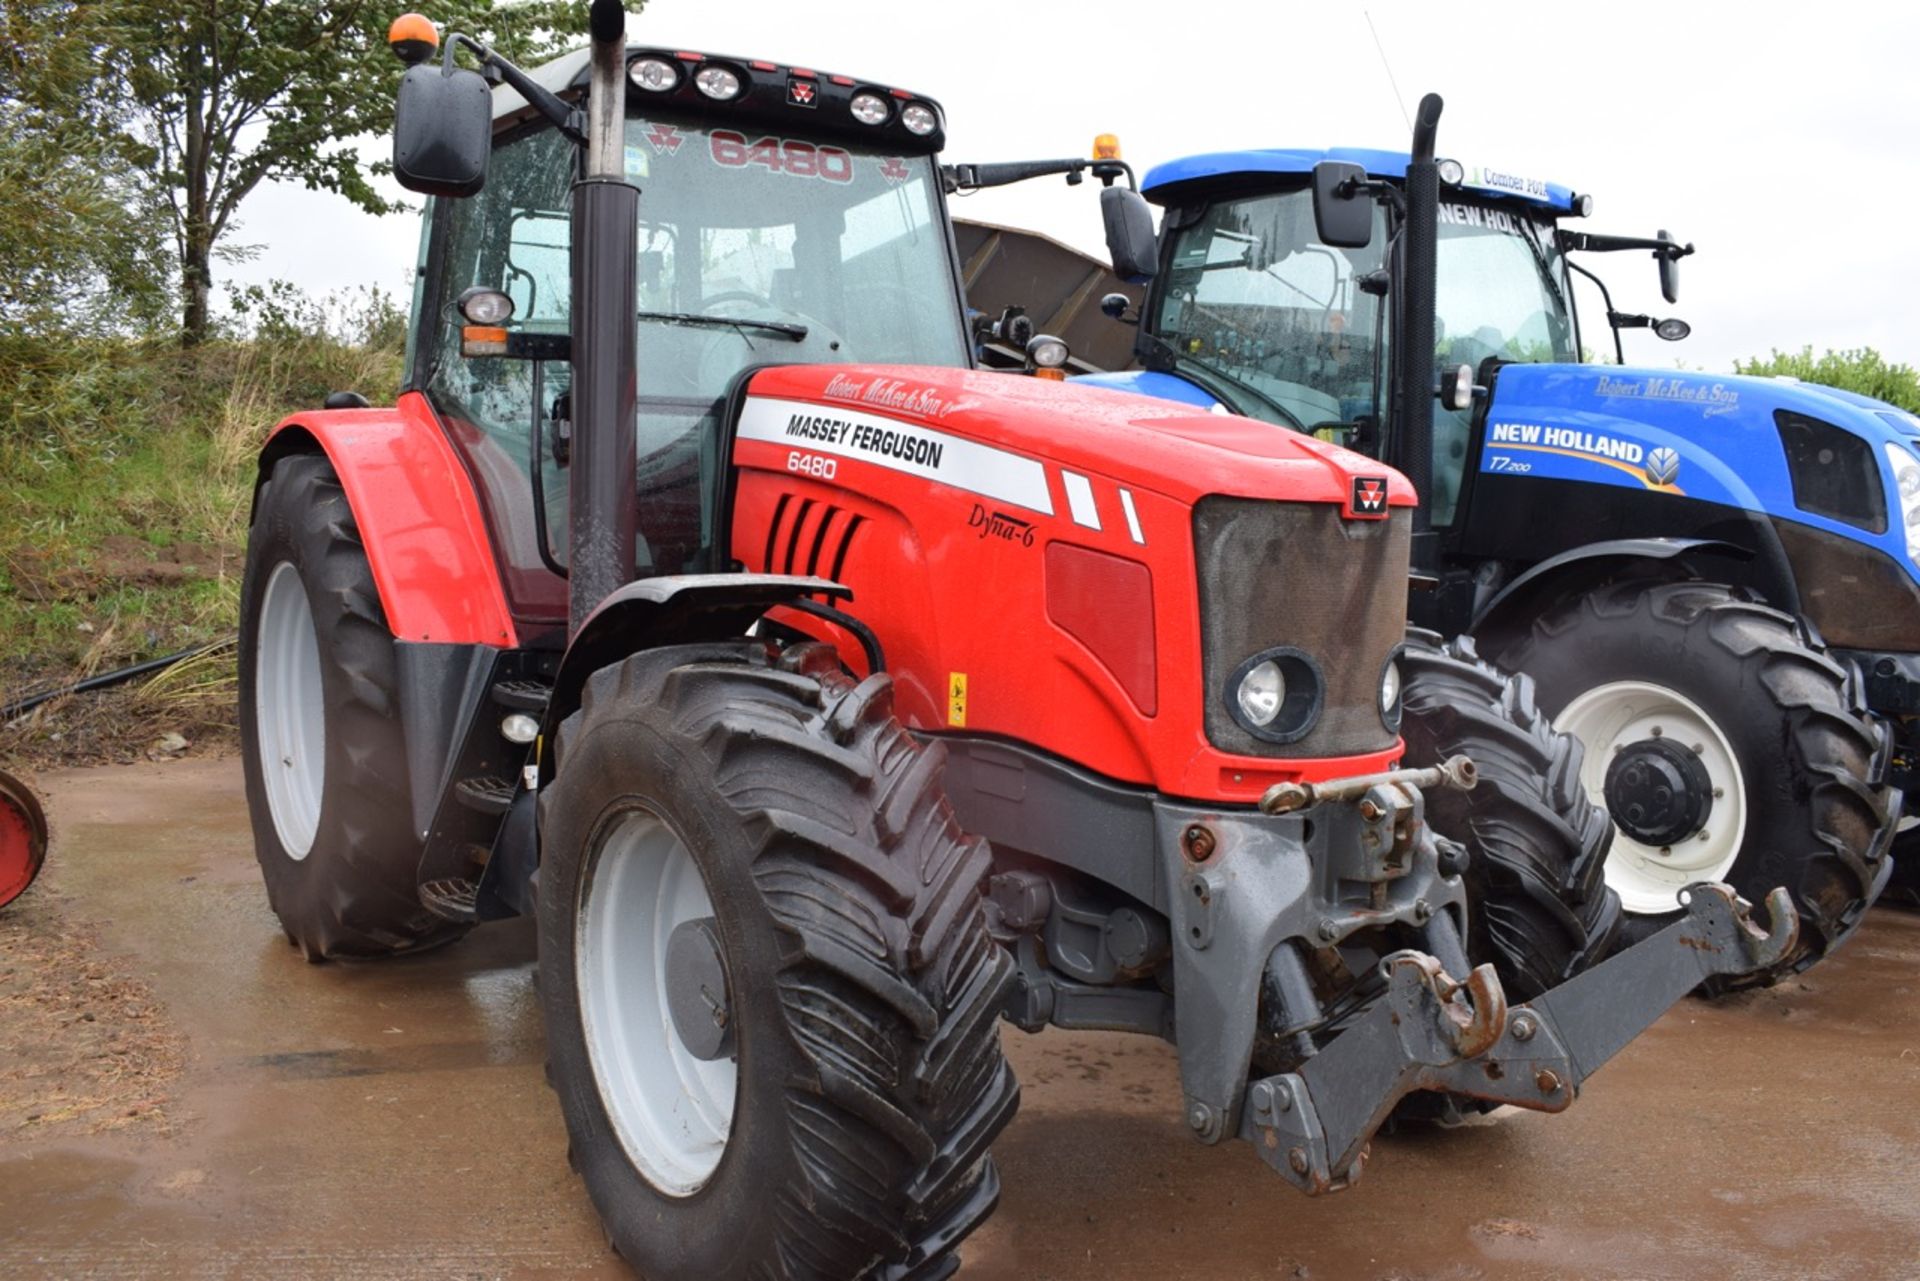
[1246,881,1794,1193]
[1149,757,1795,1193]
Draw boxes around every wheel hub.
[664,916,734,1061]
[1604,737,1714,848]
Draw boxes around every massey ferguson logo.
[787,77,817,107]
[642,122,684,155]
[1351,475,1389,518]
[878,156,911,184]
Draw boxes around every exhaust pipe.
[1396,93,1443,571]
[568,0,640,635]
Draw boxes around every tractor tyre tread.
[1399,631,1623,999]
[1495,579,1895,991]
[540,641,1017,1281]
[238,454,464,959]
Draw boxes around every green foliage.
[6,1,636,343]
[0,301,406,703]
[0,1,173,335]
[1734,346,1920,415]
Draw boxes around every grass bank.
[0,327,402,766]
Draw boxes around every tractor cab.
[1096,151,1604,526]
[410,44,969,623]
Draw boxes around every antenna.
[1363,10,1413,134]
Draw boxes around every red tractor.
[237,5,1797,1277]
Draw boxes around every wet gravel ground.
[3,756,1918,1280]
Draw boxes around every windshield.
[426,111,965,597]
[491,109,969,393]
[1155,189,1389,430]
[1155,187,1575,524]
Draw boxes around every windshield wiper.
[636,310,808,342]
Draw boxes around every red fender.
[260,391,516,646]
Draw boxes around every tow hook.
[1258,754,1477,815]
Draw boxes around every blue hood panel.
[1074,368,1225,411]
[1480,364,1914,566]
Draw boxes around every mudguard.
[537,573,849,777]
[257,390,516,646]
[1471,535,1764,639]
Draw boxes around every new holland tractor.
[1057,122,1902,961]
[236,7,1798,1277]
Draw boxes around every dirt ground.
[3,756,1919,1281]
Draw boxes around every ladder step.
[419,877,480,923]
[492,679,552,713]
[454,775,515,816]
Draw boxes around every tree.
[0,1,171,336]
[112,1,618,344]
[1735,346,1920,415]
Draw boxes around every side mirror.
[1099,292,1139,325]
[1657,229,1680,304]
[393,60,493,198]
[1312,161,1373,248]
[1101,187,1159,284]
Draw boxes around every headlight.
[694,65,742,100]
[1225,647,1323,743]
[456,286,514,325]
[1380,658,1402,720]
[628,57,677,92]
[900,101,938,136]
[1026,335,1069,369]
[1886,442,1920,567]
[1436,158,1465,186]
[1237,660,1284,728]
[849,91,889,125]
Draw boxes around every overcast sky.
[228,0,1920,373]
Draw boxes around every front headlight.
[1225,647,1323,743]
[1885,442,1920,567]
[1379,657,1402,729]
[1237,660,1284,728]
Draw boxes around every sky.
[226,0,1920,374]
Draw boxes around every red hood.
[743,364,1415,512]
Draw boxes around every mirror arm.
[448,32,585,146]
[1565,257,1625,364]
[1563,230,1695,260]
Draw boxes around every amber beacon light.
[389,12,441,64]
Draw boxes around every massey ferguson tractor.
[237,6,1798,1277]
[1045,129,1903,960]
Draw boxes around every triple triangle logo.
[1350,475,1389,518]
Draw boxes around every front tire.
[238,455,461,959]
[537,641,1018,1280]
[1399,633,1621,1000]
[1494,580,1894,983]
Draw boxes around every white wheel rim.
[255,561,326,859]
[577,808,737,1197]
[1556,680,1747,916]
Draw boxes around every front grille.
[1193,498,1409,757]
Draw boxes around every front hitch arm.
[1240,882,1798,1194]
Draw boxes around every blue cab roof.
[1140,147,1576,213]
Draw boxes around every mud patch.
[0,876,186,1140]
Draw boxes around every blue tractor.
[1035,102,1910,970]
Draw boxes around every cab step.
[419,877,480,923]
[454,775,516,816]
[492,678,552,712]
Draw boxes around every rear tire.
[537,640,1018,1280]
[1493,580,1894,986]
[238,455,461,960]
[1399,633,1622,1000]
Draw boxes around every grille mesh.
[1193,498,1409,758]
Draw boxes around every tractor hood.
[1483,362,1919,569]
[738,364,1415,517]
